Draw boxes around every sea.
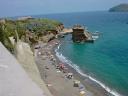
[34,11,128,96]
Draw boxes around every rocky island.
[109,4,128,12]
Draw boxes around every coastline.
[35,38,119,96]
[54,39,123,96]
[1,12,127,96]
[35,39,93,96]
[53,40,109,96]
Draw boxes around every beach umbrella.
[74,80,80,87]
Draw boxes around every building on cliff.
[17,16,33,21]
[0,19,6,24]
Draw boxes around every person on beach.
[67,72,73,79]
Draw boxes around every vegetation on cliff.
[0,24,14,52]
[109,4,128,12]
[0,17,63,52]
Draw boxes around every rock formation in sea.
[72,25,93,43]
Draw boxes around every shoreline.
[35,39,93,96]
[35,38,121,96]
[52,40,109,96]
[53,41,122,96]
[53,39,122,96]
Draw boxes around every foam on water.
[92,36,99,40]
[55,44,122,96]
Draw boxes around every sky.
[0,0,128,17]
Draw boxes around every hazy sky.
[0,0,128,17]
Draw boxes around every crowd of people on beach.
[42,40,74,79]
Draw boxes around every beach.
[35,39,110,96]
[1,8,128,96]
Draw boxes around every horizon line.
[0,10,107,19]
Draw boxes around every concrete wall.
[0,42,45,96]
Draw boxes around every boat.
[91,31,100,40]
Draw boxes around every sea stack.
[72,25,93,43]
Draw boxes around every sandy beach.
[35,39,109,96]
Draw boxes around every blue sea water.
[35,11,128,96]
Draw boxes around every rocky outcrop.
[72,25,94,43]
[41,33,55,43]
[72,28,87,42]
[72,25,87,43]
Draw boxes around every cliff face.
[109,4,128,12]
[15,41,53,96]
[72,28,87,42]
